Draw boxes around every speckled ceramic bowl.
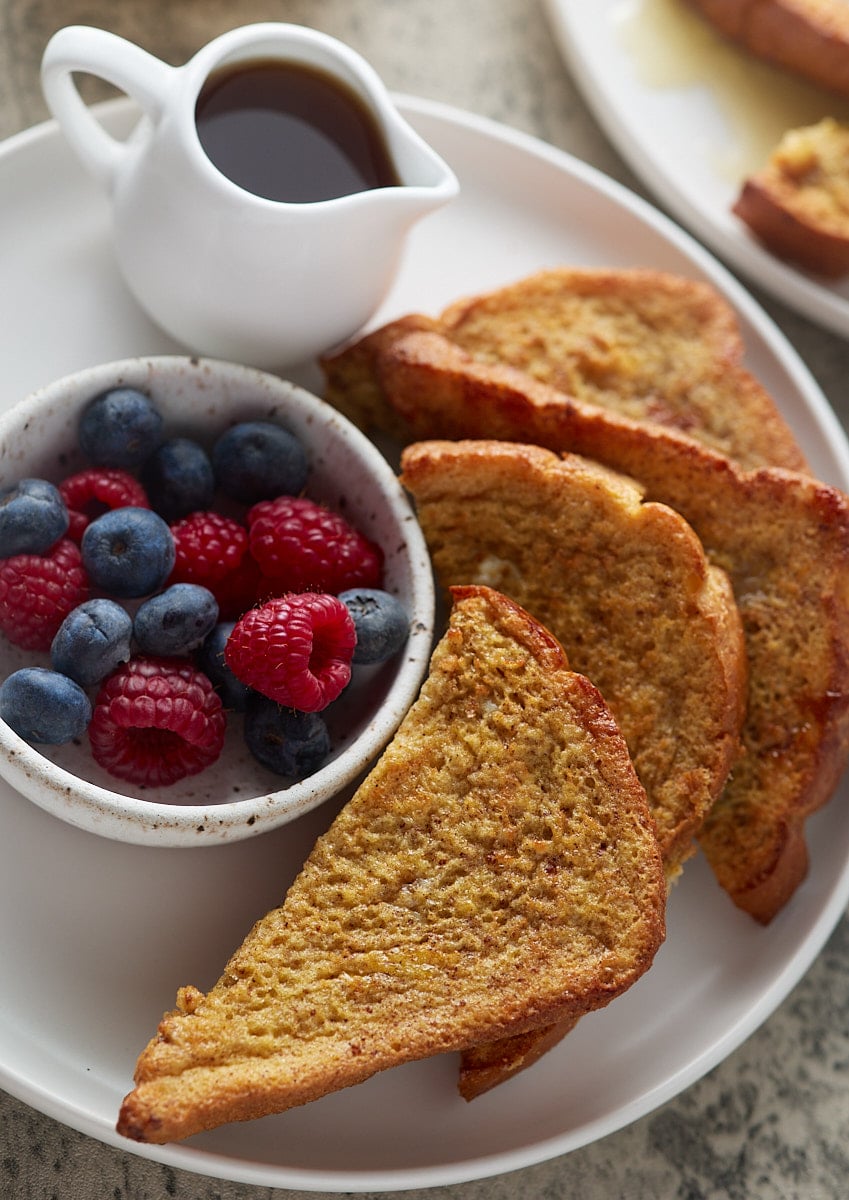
[0,356,434,846]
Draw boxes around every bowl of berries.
[0,356,434,845]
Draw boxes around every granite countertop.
[2,1,848,1198]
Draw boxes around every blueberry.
[211,420,309,503]
[0,478,68,557]
[0,667,91,744]
[133,583,219,656]
[243,694,331,778]
[339,588,410,664]
[50,598,133,686]
[196,621,250,710]
[141,437,215,522]
[78,387,164,469]
[81,506,175,598]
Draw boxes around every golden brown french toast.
[734,118,849,277]
[117,586,666,1144]
[401,440,747,1101]
[685,0,849,98]
[400,440,746,876]
[383,331,849,927]
[322,281,849,1099]
[322,268,807,472]
[321,311,440,441]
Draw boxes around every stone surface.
[1,1,848,1197]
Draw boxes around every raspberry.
[0,539,90,651]
[170,511,249,584]
[88,657,226,787]
[247,496,383,594]
[225,593,356,711]
[210,552,268,620]
[170,511,264,619]
[59,468,150,541]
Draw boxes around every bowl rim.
[0,355,435,846]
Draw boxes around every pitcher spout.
[380,106,460,210]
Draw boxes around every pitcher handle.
[41,26,175,191]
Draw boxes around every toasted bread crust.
[440,268,805,471]
[734,120,849,277]
[686,0,849,98]
[402,439,746,1103]
[385,332,849,923]
[400,439,746,873]
[322,268,808,472]
[322,312,439,440]
[118,586,666,1144]
[386,334,849,1098]
[458,1014,580,1101]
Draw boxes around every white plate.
[544,0,849,338]
[2,95,849,1194]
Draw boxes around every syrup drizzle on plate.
[613,0,849,181]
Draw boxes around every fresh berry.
[88,656,226,786]
[78,387,163,469]
[212,420,309,504]
[59,468,150,541]
[196,621,251,711]
[169,511,249,584]
[0,539,90,651]
[50,598,133,687]
[207,552,267,620]
[0,386,398,793]
[169,510,262,618]
[247,496,383,593]
[133,583,219,656]
[0,666,91,744]
[81,507,175,598]
[243,693,331,777]
[339,588,410,664]
[225,593,356,711]
[0,478,68,557]
[141,437,215,522]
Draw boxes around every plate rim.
[1,91,849,1193]
[542,0,849,341]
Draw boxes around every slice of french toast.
[117,586,666,1144]
[685,0,849,99]
[734,119,849,277]
[322,268,808,472]
[400,440,747,1102]
[400,440,746,877]
[388,336,849,1100]
[385,331,849,925]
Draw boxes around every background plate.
[544,0,849,339]
[1,95,849,1192]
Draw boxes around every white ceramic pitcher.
[41,23,459,369]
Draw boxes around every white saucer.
[2,95,849,1193]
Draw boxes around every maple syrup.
[194,57,401,203]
